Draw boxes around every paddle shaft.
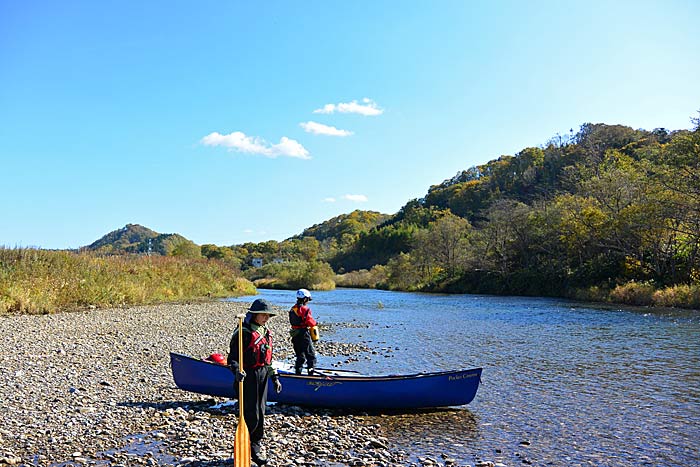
[234,315,250,467]
[238,315,245,421]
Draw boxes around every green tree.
[385,253,421,290]
[171,241,201,258]
[477,200,533,274]
[410,228,438,284]
[425,212,472,276]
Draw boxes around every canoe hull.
[170,352,481,410]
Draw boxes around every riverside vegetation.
[2,118,699,313]
[0,248,254,314]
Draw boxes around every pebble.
[3,301,468,466]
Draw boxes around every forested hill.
[328,120,700,302]
[84,224,200,257]
[298,210,391,242]
[395,123,680,224]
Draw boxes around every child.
[288,288,319,375]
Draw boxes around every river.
[226,288,700,467]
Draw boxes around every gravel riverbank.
[0,302,414,467]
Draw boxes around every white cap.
[296,288,312,300]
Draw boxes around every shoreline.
[0,301,412,466]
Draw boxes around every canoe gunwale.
[172,352,482,381]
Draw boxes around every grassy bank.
[336,266,700,310]
[3,247,696,313]
[0,248,255,314]
[573,281,700,309]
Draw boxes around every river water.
[227,288,699,467]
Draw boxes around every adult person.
[289,288,319,375]
[227,298,282,466]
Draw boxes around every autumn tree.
[413,211,472,277]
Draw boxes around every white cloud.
[243,229,253,234]
[201,131,310,159]
[201,131,268,154]
[343,194,368,202]
[313,98,383,116]
[270,136,310,159]
[300,121,353,137]
[314,104,336,114]
[323,197,336,203]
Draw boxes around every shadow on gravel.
[269,403,474,417]
[119,398,472,418]
[118,398,236,414]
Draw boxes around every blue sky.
[1,1,698,249]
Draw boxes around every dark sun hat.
[248,298,277,315]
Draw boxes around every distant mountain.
[84,224,199,256]
[298,210,391,242]
[82,211,391,259]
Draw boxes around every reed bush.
[0,248,255,314]
[609,281,655,306]
[335,265,387,288]
[652,284,700,309]
[246,260,336,291]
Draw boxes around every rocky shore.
[0,301,416,467]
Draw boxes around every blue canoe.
[170,352,482,410]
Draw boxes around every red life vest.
[243,324,273,369]
[289,304,305,329]
[289,304,317,329]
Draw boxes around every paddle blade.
[234,414,251,467]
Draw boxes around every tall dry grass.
[566,281,700,310]
[0,248,255,314]
[335,265,388,289]
[651,284,700,309]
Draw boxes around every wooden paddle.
[234,313,250,467]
